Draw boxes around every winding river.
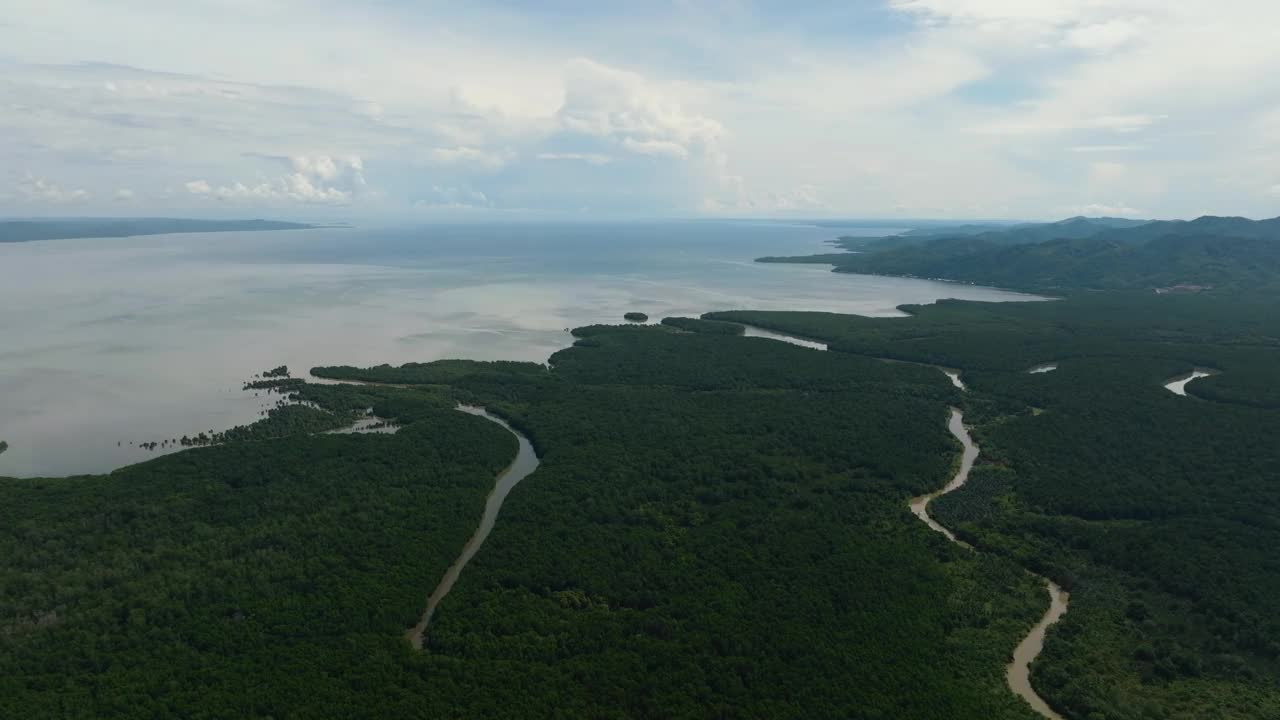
[405,405,541,650]
[739,325,1068,720]
[1164,368,1217,396]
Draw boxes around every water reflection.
[0,222,1040,476]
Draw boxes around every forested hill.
[0,218,316,243]
[835,216,1151,253]
[763,215,1280,293]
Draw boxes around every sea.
[0,220,1037,477]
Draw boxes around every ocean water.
[1,221,1038,477]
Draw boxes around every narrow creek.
[739,323,829,350]
[406,405,541,650]
[740,325,1069,720]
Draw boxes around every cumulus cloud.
[14,174,90,203]
[6,2,1280,218]
[186,154,366,205]
[557,58,722,157]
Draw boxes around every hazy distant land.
[0,217,317,243]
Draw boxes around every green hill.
[763,216,1280,293]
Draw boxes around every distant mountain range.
[0,218,317,243]
[762,215,1280,293]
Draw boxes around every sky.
[2,0,1279,221]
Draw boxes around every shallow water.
[0,221,1040,477]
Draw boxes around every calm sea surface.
[1,221,1038,476]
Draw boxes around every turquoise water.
[0,221,1038,476]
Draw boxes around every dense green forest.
[660,316,746,335]
[4,324,1050,718]
[0,218,316,243]
[5,242,1280,717]
[710,290,1280,719]
[760,215,1280,292]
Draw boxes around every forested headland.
[760,215,1280,293]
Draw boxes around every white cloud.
[1070,145,1145,153]
[557,58,723,152]
[1061,202,1146,217]
[14,174,89,203]
[702,184,826,214]
[1089,114,1165,133]
[114,188,135,200]
[536,152,612,165]
[1064,18,1147,52]
[413,185,492,210]
[185,154,365,205]
[425,146,510,170]
[621,138,688,159]
[5,2,1280,218]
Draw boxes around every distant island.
[623,312,649,322]
[0,218,318,244]
[760,215,1280,294]
[0,440,7,455]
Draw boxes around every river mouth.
[405,405,540,650]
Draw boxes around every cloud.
[1089,114,1166,133]
[1070,145,1145,153]
[5,3,1280,218]
[14,174,89,203]
[114,188,135,200]
[621,138,688,159]
[413,185,492,210]
[536,152,612,166]
[425,146,510,169]
[1061,202,1145,217]
[1064,18,1147,52]
[702,184,826,214]
[185,154,365,205]
[556,58,723,154]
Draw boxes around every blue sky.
[2,0,1278,220]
